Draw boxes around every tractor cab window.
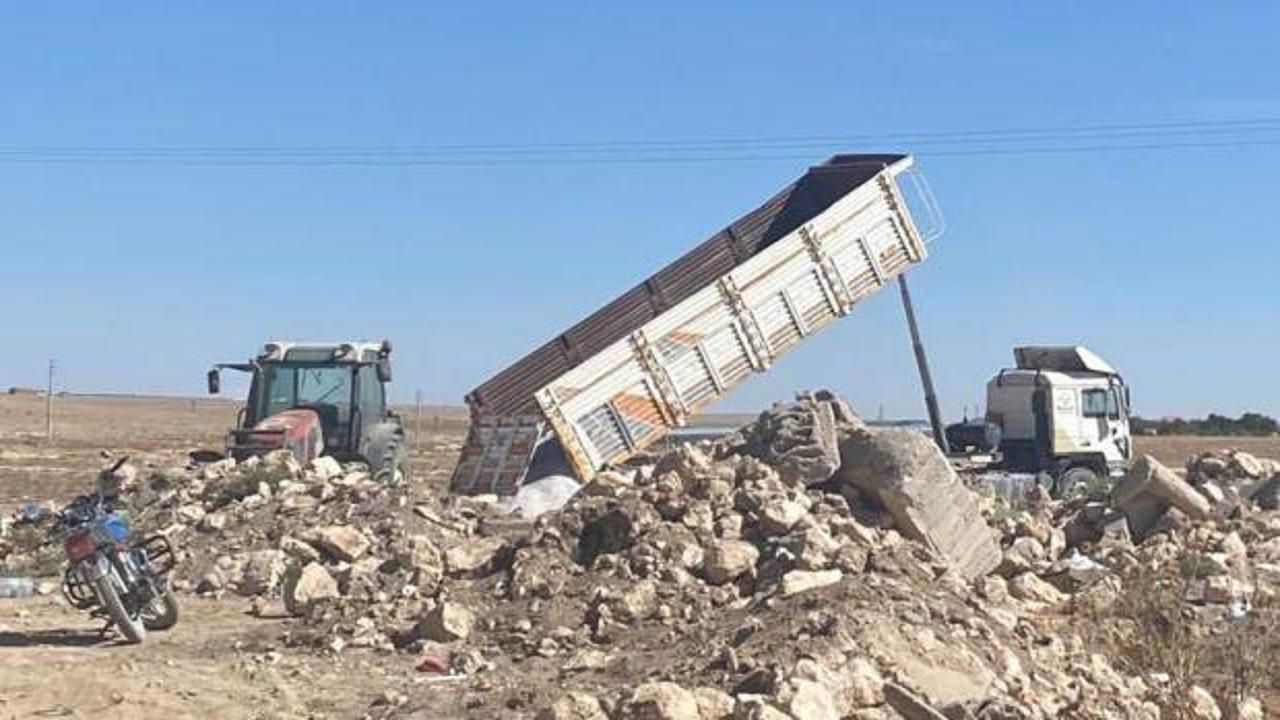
[357,364,386,420]
[1107,387,1122,420]
[1081,388,1109,419]
[259,364,354,434]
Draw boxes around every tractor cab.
[207,340,405,480]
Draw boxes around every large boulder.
[741,391,852,486]
[835,428,1000,580]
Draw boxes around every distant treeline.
[1131,412,1279,436]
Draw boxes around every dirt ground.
[0,394,472,719]
[2,393,1277,718]
[0,594,424,719]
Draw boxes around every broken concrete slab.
[835,428,1000,580]
[1112,455,1212,540]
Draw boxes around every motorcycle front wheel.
[93,574,146,643]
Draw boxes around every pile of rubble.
[3,396,1278,718]
[974,447,1280,720]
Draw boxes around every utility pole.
[414,389,424,455]
[897,275,950,453]
[45,359,55,442]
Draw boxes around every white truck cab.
[985,346,1131,493]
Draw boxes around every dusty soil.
[0,594,421,719]
[0,394,472,719]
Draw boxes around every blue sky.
[2,3,1277,420]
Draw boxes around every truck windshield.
[259,364,354,419]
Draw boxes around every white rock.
[1187,685,1221,720]
[845,657,884,707]
[1009,573,1066,605]
[199,512,228,532]
[783,679,839,720]
[237,549,285,596]
[1235,697,1264,720]
[444,536,510,577]
[310,525,370,562]
[418,601,476,642]
[308,455,344,481]
[537,691,609,720]
[779,569,842,598]
[625,682,699,720]
[757,497,806,536]
[283,562,339,614]
[702,540,759,585]
[691,687,734,720]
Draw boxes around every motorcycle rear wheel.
[143,583,180,631]
[93,574,146,643]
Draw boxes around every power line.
[2,116,1280,165]
[4,115,1280,154]
[0,137,1276,166]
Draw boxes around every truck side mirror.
[376,357,392,383]
[206,369,221,395]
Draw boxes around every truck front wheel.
[1055,465,1099,498]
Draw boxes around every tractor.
[206,340,406,481]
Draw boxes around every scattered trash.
[0,576,34,598]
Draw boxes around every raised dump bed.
[451,153,940,494]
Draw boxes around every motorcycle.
[55,457,179,643]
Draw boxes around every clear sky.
[2,3,1278,420]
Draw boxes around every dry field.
[1134,433,1280,468]
[0,393,468,513]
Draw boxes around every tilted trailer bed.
[450,153,941,494]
